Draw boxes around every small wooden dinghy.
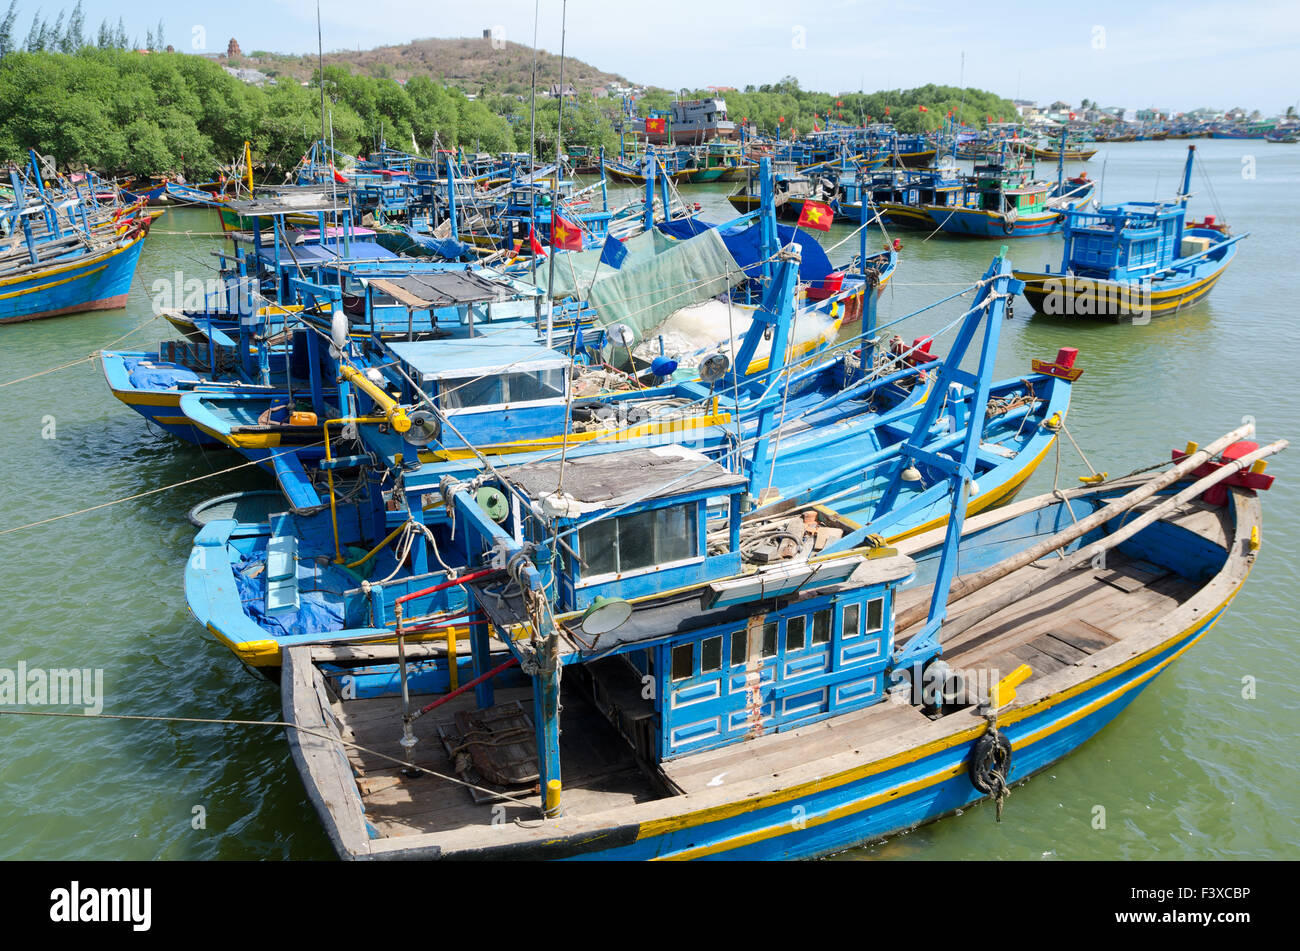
[282,424,1280,860]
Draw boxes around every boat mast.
[543,0,568,348]
[1056,122,1067,192]
[1180,144,1196,206]
[527,0,540,290]
[878,249,1022,675]
[316,0,327,172]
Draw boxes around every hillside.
[234,36,631,95]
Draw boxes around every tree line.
[1,10,1020,182]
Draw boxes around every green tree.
[0,1,19,57]
[62,0,82,51]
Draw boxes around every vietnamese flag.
[646,116,665,135]
[551,213,583,250]
[884,106,890,116]
[812,118,821,132]
[797,200,834,231]
[331,164,349,184]
[528,226,548,256]
[918,105,929,113]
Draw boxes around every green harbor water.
[0,139,1295,860]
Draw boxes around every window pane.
[730,630,747,666]
[701,636,723,673]
[812,609,831,645]
[762,621,778,658]
[671,643,694,681]
[787,616,806,652]
[440,375,505,410]
[866,598,884,632]
[579,518,618,576]
[843,604,861,639]
[503,369,565,403]
[653,504,697,565]
[617,509,657,573]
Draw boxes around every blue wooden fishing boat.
[2,156,155,324]
[922,163,1094,238]
[274,390,1279,856]
[1014,146,1246,320]
[184,249,1074,674]
[845,167,963,228]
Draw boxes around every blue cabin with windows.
[1055,201,1186,281]
[471,447,916,763]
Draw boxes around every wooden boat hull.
[100,348,279,445]
[876,202,943,229]
[283,478,1259,859]
[0,231,148,324]
[890,149,937,168]
[1014,229,1238,320]
[1016,144,1098,162]
[923,187,1095,239]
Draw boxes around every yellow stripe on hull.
[422,411,734,462]
[641,569,1245,855]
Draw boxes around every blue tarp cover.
[657,219,835,284]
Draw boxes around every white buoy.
[330,307,348,356]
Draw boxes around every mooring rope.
[0,441,323,537]
[0,707,540,811]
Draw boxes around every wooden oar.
[896,422,1256,632]
[935,437,1286,644]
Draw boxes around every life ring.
[1001,205,1018,234]
[969,729,1012,794]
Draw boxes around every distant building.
[224,66,270,86]
[548,83,577,98]
[227,38,242,58]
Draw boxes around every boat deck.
[302,498,1228,846]
[658,513,1216,797]
[328,680,665,839]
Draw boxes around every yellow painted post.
[545,779,562,817]
[323,423,343,563]
[989,663,1032,709]
[446,626,458,690]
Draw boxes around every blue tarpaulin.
[657,219,835,285]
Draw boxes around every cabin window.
[866,597,884,633]
[811,609,831,645]
[701,636,723,673]
[762,621,778,658]
[578,503,699,578]
[438,367,566,410]
[671,643,695,681]
[787,616,806,652]
[730,630,748,666]
[842,603,862,639]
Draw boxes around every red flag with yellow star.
[551,213,583,250]
[796,200,834,232]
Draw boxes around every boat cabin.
[471,447,915,760]
[1055,201,1188,281]
[961,163,1049,215]
[386,337,571,450]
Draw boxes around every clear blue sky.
[16,0,1300,114]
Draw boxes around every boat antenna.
[544,0,568,349]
